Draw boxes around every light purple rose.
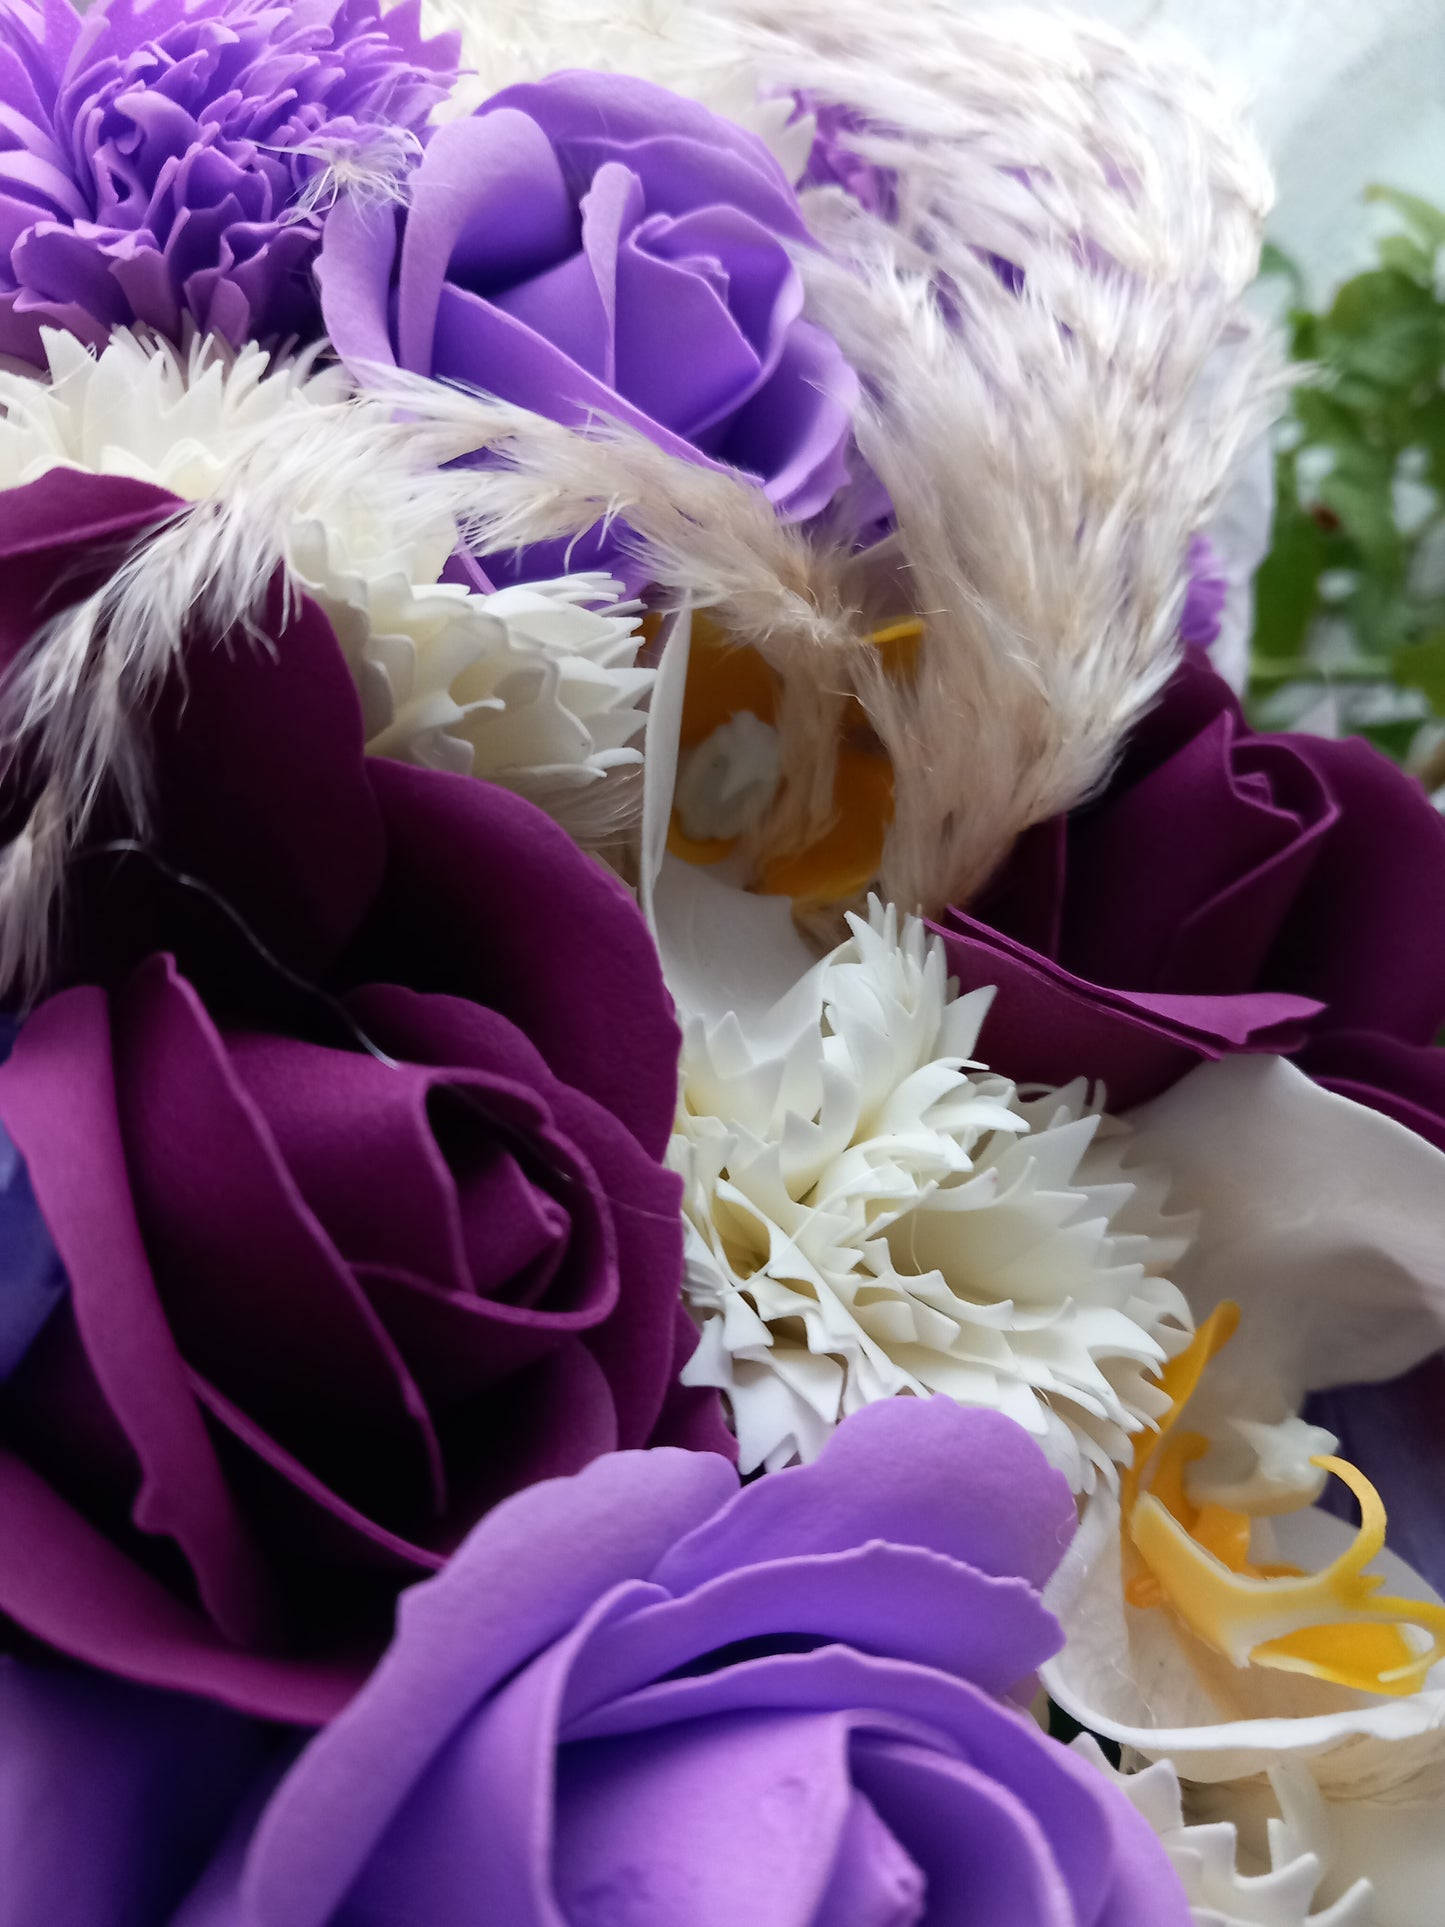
[0,0,458,362]
[317,70,859,578]
[130,1400,1189,1925]
[1180,533,1228,648]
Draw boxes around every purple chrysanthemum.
[0,0,458,361]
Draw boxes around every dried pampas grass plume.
[0,1,1279,995]
[421,0,1280,919]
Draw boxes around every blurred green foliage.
[1252,188,1445,765]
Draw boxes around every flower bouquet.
[2,1,1443,1922]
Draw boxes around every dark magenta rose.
[937,650,1445,1111]
[0,470,729,1721]
[0,1401,1192,1925]
[316,69,859,577]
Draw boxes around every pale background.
[1015,0,1445,295]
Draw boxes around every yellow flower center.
[1123,1306,1445,1697]
[668,612,916,905]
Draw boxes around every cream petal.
[1123,1055,1445,1431]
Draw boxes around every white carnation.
[1073,1740,1374,1926]
[673,899,1193,1489]
[0,329,652,842]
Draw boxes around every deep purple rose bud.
[317,69,860,580]
[0,469,731,1722]
[0,0,459,361]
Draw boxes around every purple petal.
[653,1400,1075,1597]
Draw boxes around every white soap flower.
[673,899,1193,1488]
[0,329,652,842]
[1073,1739,1375,1926]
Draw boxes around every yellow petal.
[1131,1454,1445,1696]
[678,614,780,747]
[756,746,894,906]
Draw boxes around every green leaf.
[1415,393,1445,495]
[1359,717,1422,762]
[1347,577,1427,655]
[1259,239,1308,306]
[1390,631,1445,711]
[1327,268,1432,338]
[1377,233,1436,282]
[1252,492,1327,658]
[1365,185,1445,254]
[1293,385,1367,449]
[1316,467,1403,578]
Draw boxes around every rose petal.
[0,1656,275,1927]
[937,910,1320,1108]
[0,985,275,1649]
[234,1448,738,1926]
[1059,714,1336,993]
[851,1735,1075,1927]
[0,469,177,673]
[393,109,578,375]
[0,1452,360,1721]
[113,957,447,1534]
[483,74,808,229]
[552,1711,862,1927]
[719,314,860,520]
[357,763,682,1160]
[614,211,763,439]
[560,1544,1060,1725]
[653,1400,1075,1597]
[313,195,401,373]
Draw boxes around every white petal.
[1125,1055,1445,1429]
[1073,1738,1375,1925]
[673,900,1194,1490]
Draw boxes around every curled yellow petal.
[1123,1308,1445,1698]
[677,613,780,747]
[1131,1455,1445,1695]
[756,746,894,906]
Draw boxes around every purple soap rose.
[0,0,458,362]
[316,69,859,577]
[0,1657,278,1927]
[937,649,1445,1110]
[107,1400,1183,1926]
[1180,532,1228,648]
[0,469,728,1722]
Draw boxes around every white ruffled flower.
[0,329,652,841]
[672,899,1193,1488]
[1073,1738,1374,1926]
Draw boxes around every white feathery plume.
[411,1,1280,917]
[0,332,652,998]
[671,898,1194,1490]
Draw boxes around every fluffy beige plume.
[756,2,1278,912]
[421,0,1279,917]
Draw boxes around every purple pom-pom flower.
[0,0,458,360]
